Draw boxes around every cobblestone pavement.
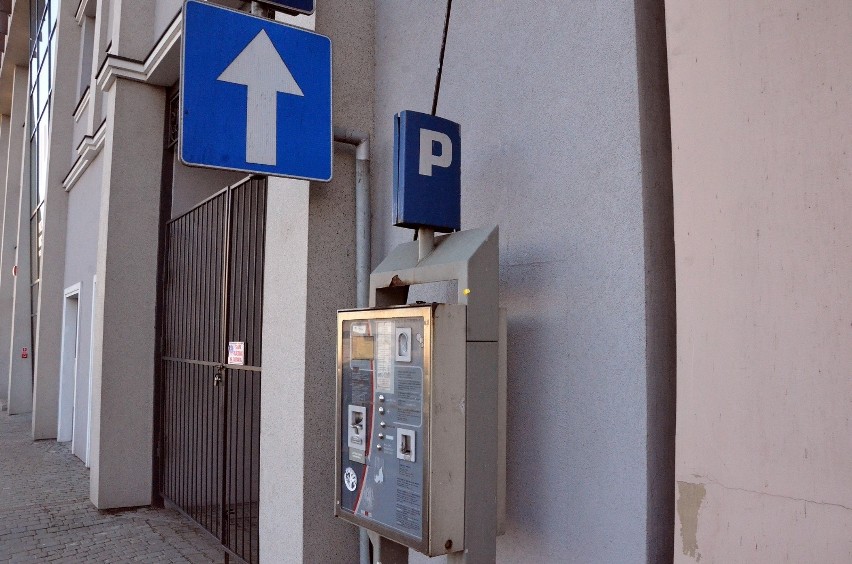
[0,413,226,563]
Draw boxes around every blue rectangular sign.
[393,111,461,232]
[181,1,332,181]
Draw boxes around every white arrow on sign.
[217,29,304,166]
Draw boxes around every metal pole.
[417,227,434,261]
[368,530,409,564]
[355,157,371,309]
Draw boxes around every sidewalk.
[0,413,226,563]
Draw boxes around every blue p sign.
[393,111,461,232]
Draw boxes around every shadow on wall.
[635,0,677,562]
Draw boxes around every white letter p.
[419,129,453,177]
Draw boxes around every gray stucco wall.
[260,2,375,561]
[154,0,183,40]
[373,2,674,561]
[63,155,103,461]
[171,155,247,219]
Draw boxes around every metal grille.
[167,93,180,148]
[159,176,266,564]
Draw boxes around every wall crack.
[694,474,852,513]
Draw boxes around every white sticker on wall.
[344,467,358,492]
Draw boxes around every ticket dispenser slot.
[348,405,367,450]
[396,428,415,462]
[335,304,467,557]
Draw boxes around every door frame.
[57,283,81,444]
[85,275,97,466]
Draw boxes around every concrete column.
[259,179,311,560]
[0,113,12,404]
[87,0,113,132]
[667,1,852,561]
[31,0,84,440]
[88,77,165,509]
[110,0,155,61]
[259,1,374,561]
[5,65,32,416]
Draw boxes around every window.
[28,0,59,360]
[78,15,95,100]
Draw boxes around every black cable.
[413,0,454,242]
[431,0,453,116]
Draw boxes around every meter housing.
[335,304,466,556]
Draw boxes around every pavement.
[0,412,226,563]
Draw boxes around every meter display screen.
[338,316,427,542]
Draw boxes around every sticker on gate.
[228,342,245,365]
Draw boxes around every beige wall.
[666,1,852,561]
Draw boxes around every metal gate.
[158,176,266,564]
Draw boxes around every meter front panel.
[337,310,430,548]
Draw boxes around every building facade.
[0,0,847,563]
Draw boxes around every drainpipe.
[334,126,371,310]
[333,126,371,564]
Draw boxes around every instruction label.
[395,367,423,427]
[375,321,394,393]
[395,462,423,534]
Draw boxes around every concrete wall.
[374,1,675,562]
[154,0,182,40]
[259,1,373,561]
[0,113,13,404]
[666,1,852,561]
[89,77,165,509]
[86,0,169,509]
[5,65,32,417]
[32,0,84,440]
[63,156,103,461]
[171,156,246,218]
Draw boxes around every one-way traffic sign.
[181,1,332,181]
